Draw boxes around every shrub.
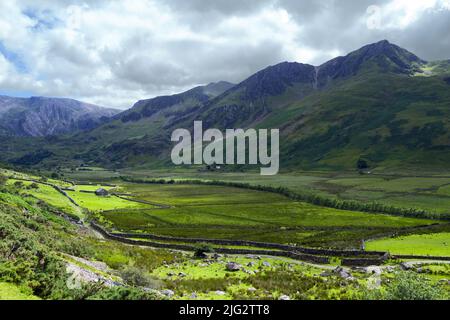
[119,266,162,289]
[13,181,24,188]
[29,183,39,190]
[193,243,215,259]
[363,271,447,300]
[87,286,158,300]
[0,174,7,186]
[357,158,369,170]
[384,271,446,300]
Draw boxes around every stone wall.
[110,230,387,258]
[91,223,330,264]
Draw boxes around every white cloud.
[0,0,448,109]
[369,0,450,29]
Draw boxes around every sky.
[0,0,449,109]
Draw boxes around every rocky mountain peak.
[0,96,119,137]
[316,40,426,87]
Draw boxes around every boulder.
[320,271,331,277]
[365,266,382,275]
[400,262,412,271]
[279,295,290,301]
[226,262,241,272]
[161,289,174,298]
[333,266,352,279]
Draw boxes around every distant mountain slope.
[1,41,449,171]
[118,81,235,124]
[70,82,232,162]
[0,96,119,137]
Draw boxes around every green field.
[1,167,449,301]
[0,283,40,300]
[72,184,116,192]
[5,178,147,215]
[117,170,450,216]
[66,191,148,212]
[366,233,450,257]
[6,179,82,217]
[99,183,437,249]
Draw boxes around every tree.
[29,183,39,190]
[193,243,215,259]
[13,181,24,188]
[0,174,7,186]
[357,158,369,170]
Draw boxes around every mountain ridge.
[0,95,119,137]
[1,40,449,171]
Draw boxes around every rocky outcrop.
[0,95,119,136]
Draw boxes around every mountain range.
[0,96,119,137]
[1,40,449,171]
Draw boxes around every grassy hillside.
[1,168,449,300]
[278,72,450,170]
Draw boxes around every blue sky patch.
[0,41,28,74]
[23,8,60,31]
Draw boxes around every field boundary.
[109,230,387,258]
[11,177,81,208]
[121,177,450,220]
[90,222,391,266]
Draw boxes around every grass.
[152,255,364,300]
[6,179,82,217]
[66,191,148,212]
[1,167,449,300]
[72,185,116,192]
[0,283,40,300]
[117,170,450,216]
[366,233,450,257]
[5,177,144,215]
[89,238,184,271]
[152,256,328,299]
[100,183,437,249]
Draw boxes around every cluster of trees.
[122,177,449,221]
